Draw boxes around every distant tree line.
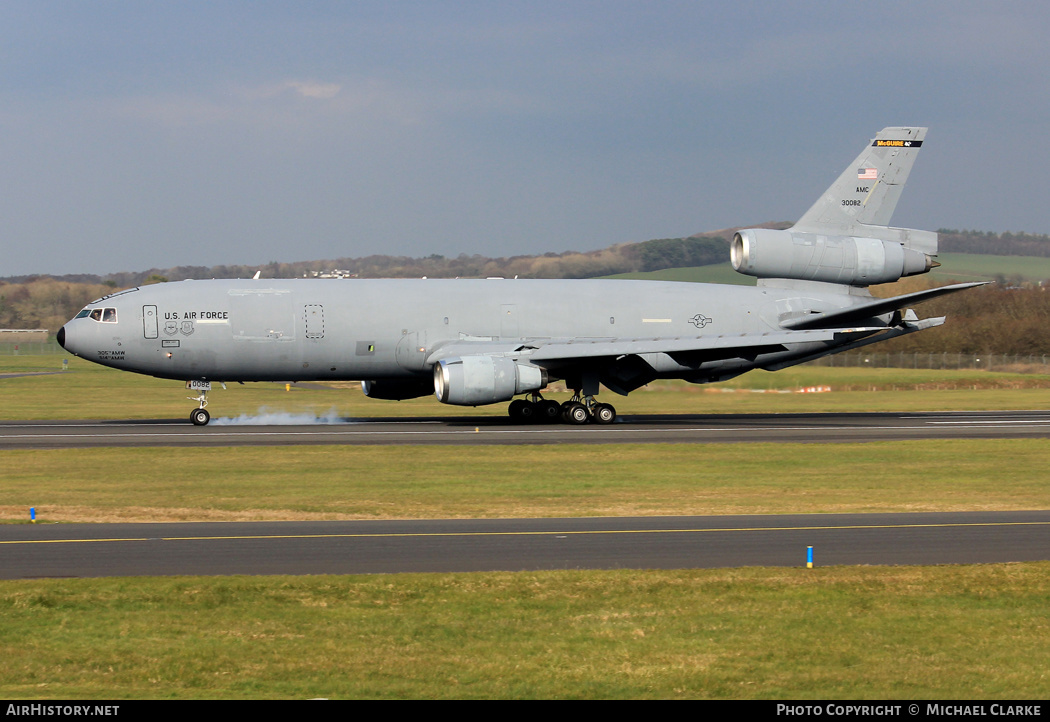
[1,234,738,287]
[6,227,1047,289]
[1,234,738,333]
[938,229,1050,257]
[0,279,115,335]
[873,278,1050,356]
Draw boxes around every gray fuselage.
[58,277,874,396]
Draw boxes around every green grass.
[3,565,1050,699]
[4,439,1050,523]
[5,353,1050,524]
[4,354,1050,699]
[929,253,1050,283]
[5,355,1050,422]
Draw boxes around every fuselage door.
[395,331,427,371]
[143,305,158,339]
[304,304,324,339]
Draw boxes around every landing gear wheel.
[508,399,530,422]
[562,402,589,425]
[592,403,616,424]
[538,400,562,423]
[190,408,211,426]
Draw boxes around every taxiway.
[3,511,1049,579]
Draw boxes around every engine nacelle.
[731,228,935,285]
[361,378,433,400]
[433,356,548,406]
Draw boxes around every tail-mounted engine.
[434,356,548,406]
[731,228,937,286]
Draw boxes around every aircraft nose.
[57,325,66,350]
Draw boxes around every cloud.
[283,81,342,100]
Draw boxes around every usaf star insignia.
[690,314,712,328]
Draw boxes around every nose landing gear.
[186,380,219,426]
[188,387,210,426]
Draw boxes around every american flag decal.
[858,168,878,180]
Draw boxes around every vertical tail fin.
[792,127,927,234]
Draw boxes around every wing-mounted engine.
[434,356,548,406]
[731,228,937,286]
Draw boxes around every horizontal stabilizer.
[761,316,945,371]
[780,282,987,330]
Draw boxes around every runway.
[3,511,1049,579]
[2,409,1050,449]
[2,410,1050,448]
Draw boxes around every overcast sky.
[2,1,1048,276]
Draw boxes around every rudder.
[793,127,927,233]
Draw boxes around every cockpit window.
[82,307,117,322]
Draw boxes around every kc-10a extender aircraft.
[58,127,982,426]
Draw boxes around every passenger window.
[89,309,103,321]
[102,308,117,323]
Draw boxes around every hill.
[5,226,1048,288]
[938,229,1050,257]
[1,232,747,287]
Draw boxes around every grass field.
[5,355,1050,422]
[4,565,1050,699]
[3,354,1050,698]
[4,439,1050,523]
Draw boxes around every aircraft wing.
[525,328,885,361]
[427,326,892,367]
[779,282,986,330]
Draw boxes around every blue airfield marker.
[807,545,813,569]
[30,507,36,523]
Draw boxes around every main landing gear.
[507,393,616,425]
[508,394,561,423]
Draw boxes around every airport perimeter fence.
[1,342,1048,372]
[0,341,63,355]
